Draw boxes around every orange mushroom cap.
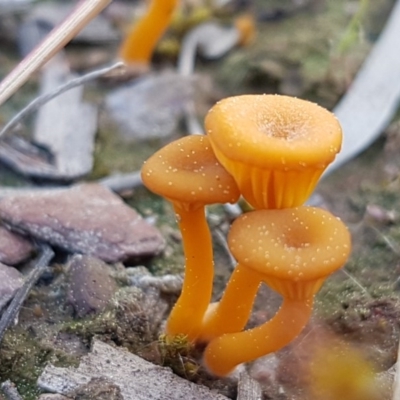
[228,206,351,298]
[205,95,342,209]
[141,135,240,210]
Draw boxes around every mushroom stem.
[166,205,214,341]
[118,0,179,65]
[203,296,314,376]
[199,264,264,342]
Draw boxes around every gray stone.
[0,225,33,265]
[67,255,117,317]
[38,340,229,400]
[105,72,196,140]
[0,183,165,262]
[0,262,23,311]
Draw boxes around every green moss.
[158,334,201,379]
[0,330,77,400]
[63,287,163,353]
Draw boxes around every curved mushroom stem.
[119,0,179,65]
[199,264,265,342]
[203,296,314,376]
[166,205,214,341]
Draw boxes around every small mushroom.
[203,206,351,376]
[205,95,342,209]
[234,14,256,46]
[118,0,179,66]
[141,135,240,340]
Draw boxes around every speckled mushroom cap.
[228,207,351,299]
[205,95,343,209]
[141,135,240,210]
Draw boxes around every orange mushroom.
[141,135,240,340]
[205,95,342,209]
[203,206,351,376]
[119,0,179,66]
[234,14,256,46]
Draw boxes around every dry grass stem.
[0,0,112,107]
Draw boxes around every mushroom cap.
[205,94,342,169]
[141,135,240,207]
[228,207,351,282]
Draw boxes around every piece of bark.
[67,255,117,317]
[32,54,98,180]
[0,263,23,311]
[38,340,229,400]
[0,183,165,262]
[0,225,33,265]
[0,136,61,179]
[237,371,262,400]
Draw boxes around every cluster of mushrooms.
[141,94,351,377]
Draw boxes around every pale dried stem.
[0,0,111,107]
[0,61,125,138]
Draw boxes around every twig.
[1,380,23,400]
[0,244,54,343]
[98,170,142,193]
[0,61,125,138]
[0,0,112,107]
[369,224,400,256]
[340,268,372,298]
